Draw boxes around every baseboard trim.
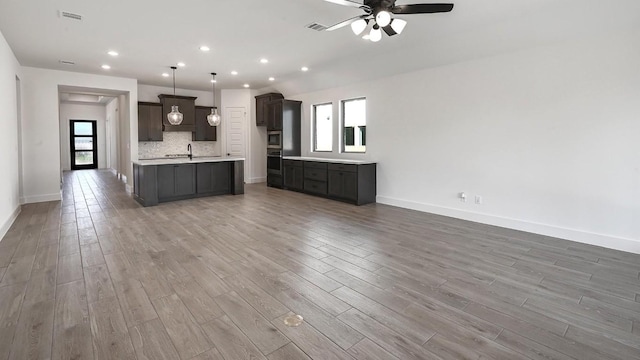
[22,192,62,204]
[0,206,21,240]
[376,195,640,255]
[246,176,266,184]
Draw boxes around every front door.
[70,120,98,170]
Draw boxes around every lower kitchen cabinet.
[283,160,303,191]
[158,164,196,200]
[196,162,230,194]
[328,168,358,201]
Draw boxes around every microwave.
[267,131,282,149]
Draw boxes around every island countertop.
[133,156,245,166]
[282,156,375,165]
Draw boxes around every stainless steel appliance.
[267,131,282,149]
[267,149,282,175]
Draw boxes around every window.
[313,103,333,152]
[342,98,366,153]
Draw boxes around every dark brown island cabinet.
[137,102,163,141]
[132,159,244,207]
[158,94,197,132]
[255,92,284,126]
[283,158,376,205]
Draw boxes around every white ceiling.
[1,0,639,93]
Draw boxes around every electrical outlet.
[475,195,482,204]
[459,192,467,202]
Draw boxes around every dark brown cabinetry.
[196,162,230,194]
[138,102,163,141]
[303,162,328,195]
[158,94,197,132]
[327,164,358,201]
[283,160,303,191]
[193,106,217,141]
[157,164,196,201]
[267,100,284,130]
[255,93,283,126]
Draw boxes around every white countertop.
[133,156,245,166]
[282,156,375,165]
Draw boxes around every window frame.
[312,102,334,152]
[341,97,367,153]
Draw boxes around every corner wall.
[20,67,137,202]
[0,30,22,238]
[289,31,640,253]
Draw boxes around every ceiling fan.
[322,0,454,42]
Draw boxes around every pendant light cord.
[211,72,216,108]
[171,66,177,97]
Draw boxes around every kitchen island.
[132,156,244,207]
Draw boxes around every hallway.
[0,170,639,359]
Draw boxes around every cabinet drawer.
[328,163,357,173]
[304,168,327,182]
[304,179,327,195]
[283,159,303,167]
[304,161,328,170]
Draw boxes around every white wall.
[289,30,640,253]
[249,90,267,183]
[106,98,119,172]
[59,103,107,170]
[0,30,22,238]
[20,67,137,202]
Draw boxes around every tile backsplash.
[138,132,219,159]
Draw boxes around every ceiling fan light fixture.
[369,26,382,42]
[390,18,407,34]
[375,11,392,27]
[351,18,368,35]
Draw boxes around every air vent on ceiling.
[59,60,75,65]
[306,23,328,31]
[59,11,83,21]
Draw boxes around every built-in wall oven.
[267,131,282,149]
[267,149,282,175]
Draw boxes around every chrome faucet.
[187,144,192,160]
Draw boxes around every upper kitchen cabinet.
[266,99,301,132]
[255,92,283,126]
[158,94,197,132]
[193,106,217,141]
[138,102,163,141]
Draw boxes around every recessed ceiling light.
[107,50,119,57]
[260,58,269,64]
[243,84,250,88]
[199,46,210,52]
[362,34,371,40]
[268,77,275,81]
[162,73,169,77]
[301,66,309,72]
[177,62,186,67]
[231,71,238,75]
[101,64,111,70]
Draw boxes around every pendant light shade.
[369,25,382,42]
[375,11,392,27]
[167,66,183,125]
[206,72,221,126]
[390,18,407,34]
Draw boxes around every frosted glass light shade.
[207,108,221,126]
[369,27,382,42]
[167,105,183,125]
[351,19,368,35]
[390,18,407,34]
[376,11,392,27]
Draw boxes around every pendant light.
[167,66,184,125]
[207,72,221,126]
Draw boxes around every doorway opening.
[70,120,98,170]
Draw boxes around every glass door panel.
[70,120,98,170]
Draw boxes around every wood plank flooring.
[0,169,639,359]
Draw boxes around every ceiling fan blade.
[392,3,454,14]
[324,0,365,8]
[326,15,368,31]
[382,25,397,36]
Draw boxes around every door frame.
[70,120,98,170]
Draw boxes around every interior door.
[70,120,98,170]
[225,107,246,157]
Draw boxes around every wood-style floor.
[0,170,639,360]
